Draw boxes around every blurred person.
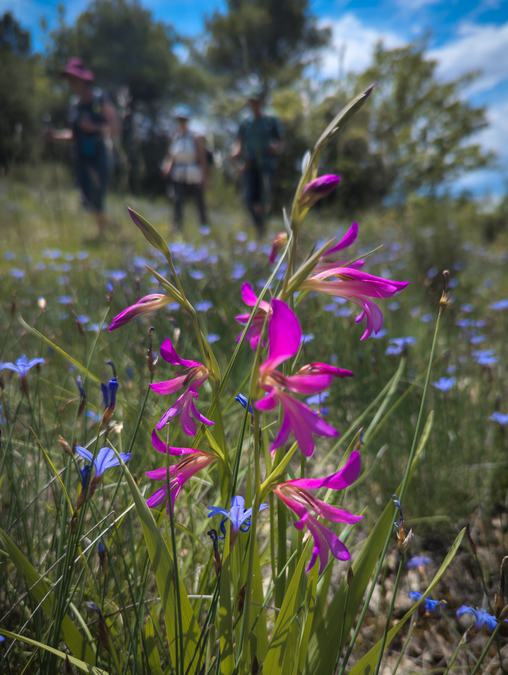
[49,58,119,237]
[161,106,209,233]
[231,89,283,237]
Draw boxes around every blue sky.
[3,0,508,197]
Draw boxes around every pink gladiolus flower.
[150,338,214,436]
[302,222,408,340]
[255,299,352,456]
[300,174,341,208]
[274,450,363,573]
[235,282,272,350]
[146,448,216,510]
[108,293,171,331]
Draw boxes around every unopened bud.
[269,232,288,263]
[37,297,47,311]
[58,435,74,457]
[300,174,341,209]
[440,270,450,309]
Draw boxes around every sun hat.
[62,57,94,82]
[174,104,192,120]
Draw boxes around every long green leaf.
[118,457,200,672]
[18,315,100,384]
[263,542,311,673]
[350,527,466,674]
[0,628,105,674]
[307,411,434,673]
[128,206,168,254]
[143,615,164,675]
[0,528,95,663]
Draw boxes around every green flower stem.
[374,554,405,675]
[340,305,443,674]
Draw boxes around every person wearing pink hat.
[49,58,119,237]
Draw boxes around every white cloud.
[318,13,404,78]
[476,98,508,163]
[395,0,441,9]
[430,21,508,95]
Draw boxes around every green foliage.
[48,0,179,105]
[0,13,49,169]
[204,0,330,91]
[356,42,492,198]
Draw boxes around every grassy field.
[1,164,507,672]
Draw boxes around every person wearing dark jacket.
[231,90,283,237]
[50,58,118,237]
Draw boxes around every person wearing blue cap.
[232,90,283,237]
[161,106,209,233]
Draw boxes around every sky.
[3,0,508,197]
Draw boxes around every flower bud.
[300,174,341,209]
[269,232,288,263]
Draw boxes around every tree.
[48,0,210,192]
[355,43,492,199]
[204,0,330,92]
[48,0,181,106]
[0,12,47,169]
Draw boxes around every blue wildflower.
[0,355,45,377]
[456,605,499,632]
[385,337,416,356]
[208,496,268,539]
[108,270,127,283]
[489,299,508,311]
[408,591,443,614]
[489,412,508,426]
[473,349,497,366]
[432,377,456,392]
[10,268,25,279]
[196,300,213,312]
[235,393,253,414]
[80,464,92,489]
[208,333,220,343]
[75,446,131,478]
[231,263,246,280]
[407,555,432,569]
[101,362,118,421]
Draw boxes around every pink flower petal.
[255,389,278,411]
[322,222,359,258]
[289,450,361,490]
[282,373,334,394]
[151,430,196,456]
[146,487,167,508]
[160,338,201,368]
[240,282,258,307]
[150,375,187,395]
[262,299,301,371]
